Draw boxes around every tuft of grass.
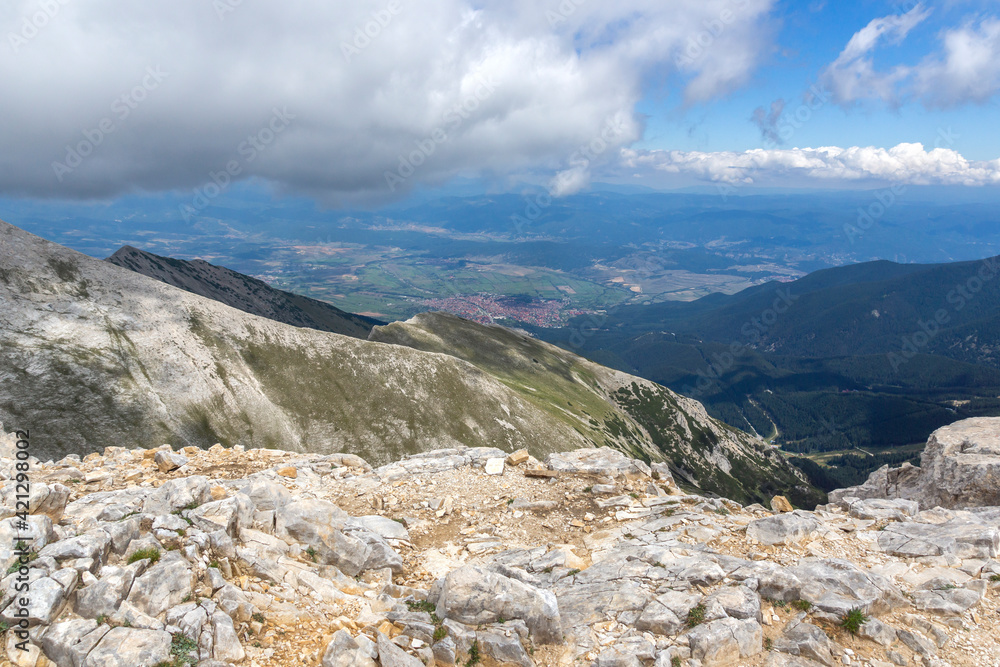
[770,598,788,610]
[0,621,9,635]
[465,640,481,666]
[671,657,681,667]
[433,625,447,642]
[990,574,1000,582]
[209,560,221,569]
[686,604,706,628]
[567,568,581,576]
[629,492,639,499]
[155,633,199,667]
[841,608,868,635]
[128,547,161,565]
[305,546,317,562]
[582,486,592,493]
[252,612,266,624]
[764,637,773,651]
[792,599,812,611]
[714,507,731,516]
[6,553,37,575]
[406,599,436,614]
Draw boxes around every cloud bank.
[0,0,776,202]
[623,143,1000,186]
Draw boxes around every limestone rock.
[153,449,187,473]
[125,555,195,618]
[322,629,377,667]
[771,496,794,513]
[747,511,821,546]
[435,565,561,644]
[686,617,763,667]
[545,448,651,479]
[377,631,423,667]
[81,627,172,667]
[831,417,1000,509]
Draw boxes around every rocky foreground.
[0,420,998,667]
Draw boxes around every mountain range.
[107,245,382,339]
[0,220,819,505]
[536,256,1000,486]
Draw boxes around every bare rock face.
[917,417,1000,508]
[831,417,1000,510]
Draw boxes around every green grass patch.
[841,608,868,635]
[686,603,706,628]
[128,547,161,565]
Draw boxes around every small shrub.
[990,574,1000,582]
[686,603,706,628]
[305,546,317,562]
[567,568,581,576]
[770,598,788,610]
[128,547,161,565]
[582,486,592,493]
[841,608,868,635]
[714,507,731,516]
[0,621,9,634]
[506,498,514,505]
[764,637,773,651]
[169,632,198,666]
[252,612,266,624]
[671,657,681,667]
[406,599,437,615]
[792,599,812,611]
[465,640,481,666]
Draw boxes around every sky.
[1,0,999,207]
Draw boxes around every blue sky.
[0,0,997,205]
[640,0,1000,160]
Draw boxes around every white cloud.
[913,18,1000,107]
[0,0,777,202]
[622,143,1000,186]
[820,4,931,107]
[820,6,1000,109]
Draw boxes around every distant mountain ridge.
[538,255,1000,460]
[0,220,820,505]
[107,245,382,339]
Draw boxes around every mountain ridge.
[106,244,382,339]
[0,220,818,504]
